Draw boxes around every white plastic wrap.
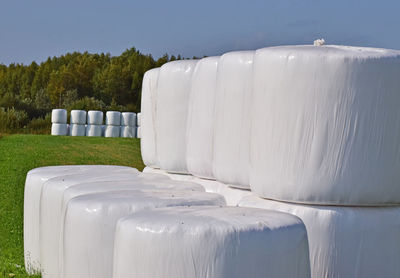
[69,124,85,136]
[85,124,102,137]
[51,123,68,136]
[140,68,160,168]
[239,195,400,278]
[87,110,103,125]
[51,109,67,124]
[213,51,254,189]
[143,167,252,206]
[250,45,400,205]
[120,126,136,138]
[70,110,86,124]
[120,112,136,126]
[38,173,193,277]
[23,165,137,274]
[106,111,121,126]
[113,206,310,278]
[61,190,226,278]
[136,112,141,126]
[105,125,120,137]
[136,126,141,138]
[39,170,141,278]
[156,60,198,173]
[186,57,219,179]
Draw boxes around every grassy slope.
[0,134,144,277]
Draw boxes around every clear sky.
[1,0,399,65]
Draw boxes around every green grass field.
[0,134,144,277]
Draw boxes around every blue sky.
[1,0,399,65]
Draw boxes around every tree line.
[0,47,184,133]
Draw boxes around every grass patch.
[0,134,144,277]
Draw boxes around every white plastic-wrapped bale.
[186,57,219,179]
[121,112,136,126]
[70,110,86,124]
[23,165,137,274]
[106,111,121,126]
[239,195,400,278]
[87,110,103,125]
[113,206,310,278]
[120,126,136,138]
[250,45,400,205]
[51,109,67,124]
[156,60,198,173]
[136,112,141,126]
[143,166,253,206]
[38,173,177,277]
[61,190,225,278]
[136,126,141,138]
[51,123,68,136]
[140,68,160,168]
[85,124,102,137]
[213,51,254,189]
[38,170,140,278]
[105,125,120,137]
[69,124,86,136]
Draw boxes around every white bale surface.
[143,167,252,206]
[85,124,102,137]
[140,68,160,168]
[186,57,219,179]
[239,195,400,278]
[136,126,141,138]
[51,109,67,124]
[156,60,198,173]
[23,165,137,274]
[136,112,141,126]
[87,110,103,125]
[106,111,121,126]
[120,126,136,138]
[39,173,200,278]
[120,112,136,126]
[70,110,86,124]
[39,170,140,278]
[213,51,254,189]
[105,125,120,137]
[69,124,85,136]
[250,45,400,205]
[51,123,68,136]
[61,190,226,278]
[113,206,310,278]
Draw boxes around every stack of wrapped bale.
[51,109,68,136]
[105,111,121,137]
[69,110,86,136]
[120,112,136,138]
[141,44,400,277]
[86,110,103,137]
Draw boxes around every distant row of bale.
[51,109,141,138]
